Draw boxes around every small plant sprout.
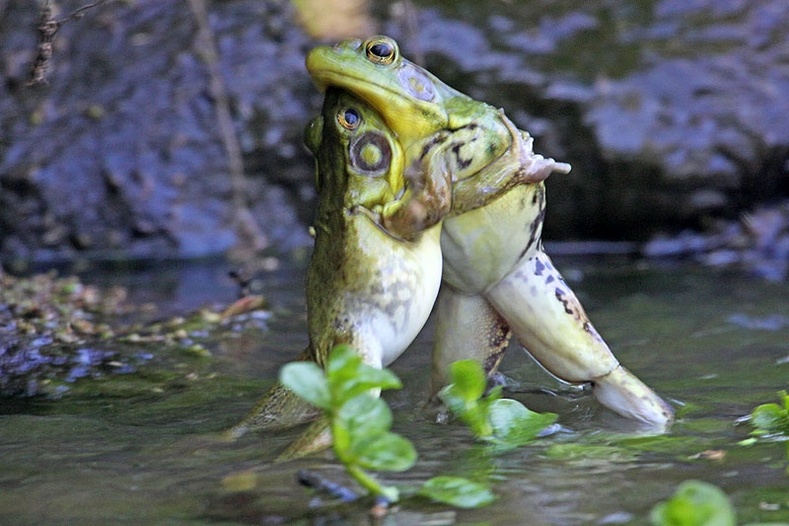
[438,359,558,449]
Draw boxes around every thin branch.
[187,0,268,254]
[27,0,112,86]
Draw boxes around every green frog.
[306,36,674,426]
[228,87,452,457]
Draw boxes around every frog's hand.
[430,286,512,397]
[379,153,452,241]
[485,250,674,426]
[224,348,321,440]
[275,416,332,462]
[451,113,571,215]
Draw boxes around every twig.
[297,469,361,503]
[27,0,111,86]
[187,0,268,255]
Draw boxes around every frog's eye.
[365,37,397,65]
[349,132,391,176]
[337,108,361,130]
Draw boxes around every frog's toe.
[592,365,674,427]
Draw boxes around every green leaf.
[448,360,487,402]
[419,476,495,508]
[750,391,789,436]
[488,398,557,447]
[336,394,392,439]
[279,362,330,409]
[649,480,736,526]
[326,345,401,405]
[352,431,416,472]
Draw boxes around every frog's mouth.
[306,48,450,139]
[346,205,412,243]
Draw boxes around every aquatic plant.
[280,345,494,507]
[438,359,558,449]
[750,391,789,436]
[650,480,736,526]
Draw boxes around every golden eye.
[337,108,360,130]
[365,37,397,65]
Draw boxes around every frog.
[227,87,452,458]
[306,35,674,426]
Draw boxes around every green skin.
[306,36,673,427]
[228,88,451,458]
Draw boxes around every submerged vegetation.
[0,270,268,398]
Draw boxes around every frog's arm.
[356,152,452,242]
[430,286,512,397]
[485,250,674,427]
[452,112,571,215]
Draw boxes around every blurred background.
[1,0,787,277]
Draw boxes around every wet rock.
[0,0,315,262]
[0,271,140,396]
[643,200,789,281]
[0,269,271,397]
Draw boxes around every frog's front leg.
[369,154,452,242]
[450,113,570,215]
[430,286,512,397]
[485,250,674,427]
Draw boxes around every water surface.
[1,256,787,525]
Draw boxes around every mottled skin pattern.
[307,36,673,427]
[228,89,451,458]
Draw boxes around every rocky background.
[0,0,787,270]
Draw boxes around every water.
[1,256,787,525]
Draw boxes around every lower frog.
[228,87,451,458]
[307,36,673,426]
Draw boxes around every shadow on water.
[0,256,787,525]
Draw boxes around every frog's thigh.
[430,286,512,397]
[484,250,618,382]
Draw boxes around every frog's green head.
[306,36,467,148]
[306,88,406,210]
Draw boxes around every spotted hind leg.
[485,250,673,426]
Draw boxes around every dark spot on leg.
[534,257,545,276]
[555,287,574,315]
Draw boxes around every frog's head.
[306,87,406,212]
[307,36,469,148]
